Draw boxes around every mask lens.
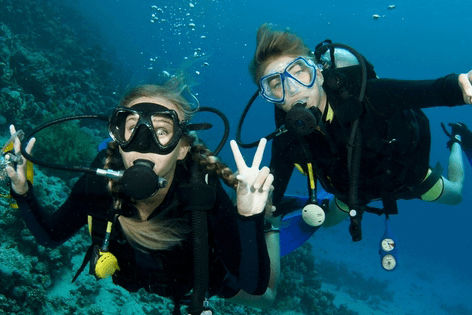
[287,59,315,86]
[123,114,140,142]
[284,77,301,95]
[109,110,138,144]
[150,113,176,146]
[261,73,284,102]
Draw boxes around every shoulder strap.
[177,159,216,315]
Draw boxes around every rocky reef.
[262,243,359,315]
[0,0,121,132]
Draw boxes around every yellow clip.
[326,105,334,123]
[95,251,120,279]
[307,163,316,190]
[294,163,316,190]
[9,200,19,209]
[26,160,34,184]
[3,141,14,152]
[87,215,93,236]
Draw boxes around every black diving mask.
[108,103,189,155]
[19,102,227,201]
[285,102,322,136]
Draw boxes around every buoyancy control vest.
[73,155,217,315]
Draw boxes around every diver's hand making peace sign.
[6,125,36,195]
[230,138,274,217]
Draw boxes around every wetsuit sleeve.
[235,212,269,295]
[10,152,107,248]
[11,175,90,248]
[208,176,270,297]
[365,74,465,117]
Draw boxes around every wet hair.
[248,23,313,86]
[104,76,238,251]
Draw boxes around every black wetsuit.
[271,74,466,208]
[12,154,270,300]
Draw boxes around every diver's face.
[262,55,326,113]
[119,96,190,181]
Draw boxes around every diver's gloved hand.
[5,124,36,195]
[458,70,472,104]
[441,122,472,151]
[230,138,274,217]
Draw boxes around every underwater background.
[0,0,471,314]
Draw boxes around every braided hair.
[186,131,238,189]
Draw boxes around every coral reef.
[0,0,121,132]
[0,168,90,315]
[260,243,359,315]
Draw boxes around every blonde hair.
[248,23,312,85]
[105,77,237,251]
[119,74,198,120]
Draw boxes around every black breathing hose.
[187,210,209,315]
[20,107,229,173]
[236,90,282,149]
[348,120,363,241]
[20,115,109,174]
[199,106,229,155]
[325,43,367,242]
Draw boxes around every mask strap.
[181,85,200,111]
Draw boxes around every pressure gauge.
[381,238,395,252]
[381,254,397,271]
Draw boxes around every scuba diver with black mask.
[237,23,472,249]
[5,76,280,314]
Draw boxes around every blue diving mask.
[260,56,317,104]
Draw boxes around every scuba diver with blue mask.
[237,23,472,270]
[5,77,279,314]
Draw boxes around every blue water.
[13,0,472,313]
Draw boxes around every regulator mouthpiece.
[121,159,167,200]
[285,103,321,136]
